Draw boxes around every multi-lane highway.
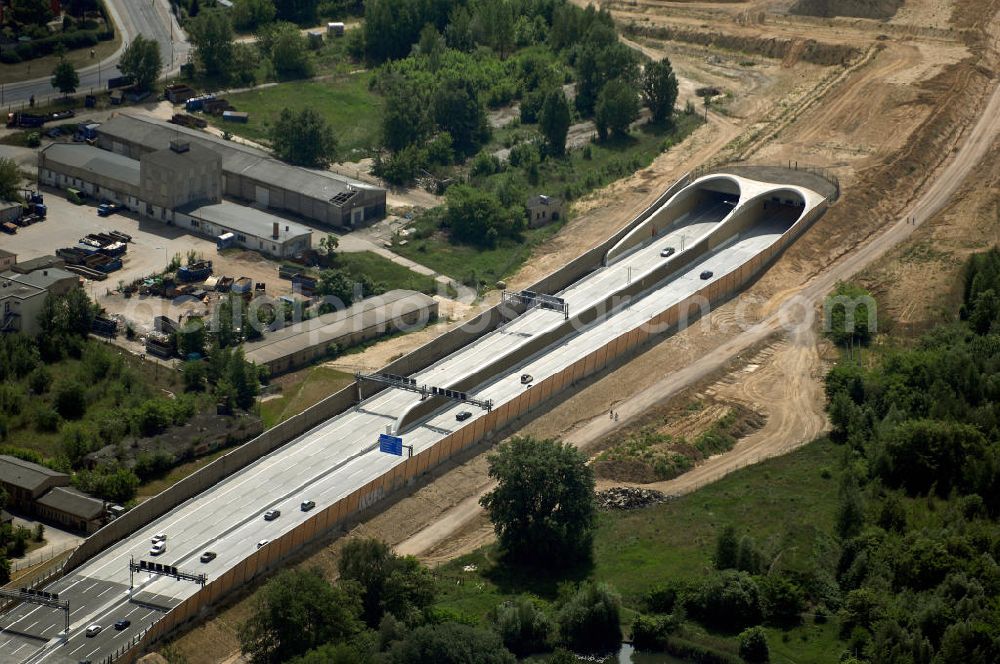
[1,0,189,106]
[0,175,823,663]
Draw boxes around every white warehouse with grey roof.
[95,111,386,228]
[39,140,313,259]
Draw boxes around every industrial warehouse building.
[0,456,69,511]
[35,486,107,534]
[244,290,439,375]
[95,112,386,228]
[39,142,313,259]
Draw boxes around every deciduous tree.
[556,583,622,653]
[480,436,596,566]
[118,35,162,92]
[51,59,79,96]
[231,0,275,32]
[595,79,639,140]
[189,9,235,78]
[538,87,571,156]
[0,158,22,203]
[270,107,338,167]
[641,57,679,125]
[338,537,435,627]
[238,568,362,664]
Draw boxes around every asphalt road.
[2,0,189,107]
[0,176,824,664]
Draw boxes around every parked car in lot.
[85,624,102,637]
[456,411,472,421]
[300,500,315,512]
[200,551,217,563]
[97,202,120,217]
[114,619,130,631]
[660,247,675,258]
[257,539,269,549]
[264,509,280,521]
[700,270,713,280]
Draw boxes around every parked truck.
[6,112,46,128]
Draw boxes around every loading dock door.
[255,185,269,207]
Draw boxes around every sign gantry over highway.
[0,588,69,633]
[130,558,207,590]
[355,372,494,411]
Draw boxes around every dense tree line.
[508,250,1000,663]
[238,536,626,662]
[0,289,259,506]
[813,249,1000,662]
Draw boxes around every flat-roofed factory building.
[95,112,385,229]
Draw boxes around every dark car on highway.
[456,411,472,421]
[700,270,713,280]
[660,247,675,258]
[114,619,130,631]
[264,509,280,521]
[200,551,217,563]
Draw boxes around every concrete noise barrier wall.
[60,174,694,578]
[114,176,830,664]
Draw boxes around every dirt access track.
[404,0,1000,551]
[162,0,1000,658]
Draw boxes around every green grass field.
[393,222,565,289]
[393,114,704,285]
[209,72,382,160]
[335,251,439,295]
[260,366,354,429]
[429,439,845,663]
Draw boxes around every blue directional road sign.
[379,433,404,456]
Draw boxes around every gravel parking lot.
[2,187,300,330]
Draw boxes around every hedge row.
[0,27,114,64]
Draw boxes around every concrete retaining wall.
[396,181,810,432]
[116,193,828,663]
[63,173,696,579]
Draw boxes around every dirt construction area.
[160,0,1000,659]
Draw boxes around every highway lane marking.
[97,586,115,597]
[25,621,37,631]
[87,646,100,656]
[12,643,26,654]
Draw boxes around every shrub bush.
[492,597,552,657]
[557,583,622,654]
[738,627,770,663]
[686,571,763,631]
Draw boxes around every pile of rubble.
[595,486,669,511]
